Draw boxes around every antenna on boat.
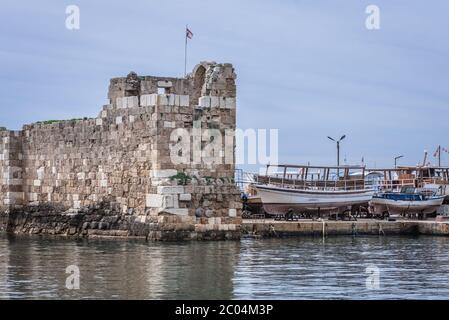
[433,145,442,167]
[438,145,441,167]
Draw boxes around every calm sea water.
[1,234,449,299]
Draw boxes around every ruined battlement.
[108,61,236,107]
[0,62,242,240]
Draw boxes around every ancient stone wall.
[0,129,7,212]
[20,107,151,216]
[0,62,242,240]
[0,128,23,213]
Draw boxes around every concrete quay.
[242,219,449,238]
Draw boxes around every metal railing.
[257,175,368,191]
[235,169,257,192]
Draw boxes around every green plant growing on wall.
[204,176,215,185]
[37,120,61,125]
[169,172,192,186]
[37,117,93,125]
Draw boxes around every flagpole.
[184,25,188,77]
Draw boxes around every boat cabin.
[365,166,449,193]
[256,164,369,191]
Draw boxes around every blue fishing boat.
[370,187,444,216]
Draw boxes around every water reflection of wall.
[0,236,11,298]
[0,236,84,299]
[0,236,241,299]
[143,242,241,299]
[3,236,449,299]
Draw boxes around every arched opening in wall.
[192,65,206,105]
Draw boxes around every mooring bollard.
[320,219,325,239]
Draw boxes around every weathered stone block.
[219,96,226,108]
[157,186,184,194]
[151,169,177,178]
[164,208,189,216]
[168,94,176,106]
[146,194,163,207]
[179,193,192,201]
[128,96,139,108]
[163,121,175,128]
[210,96,219,108]
[162,195,174,208]
[157,80,172,88]
[116,97,123,108]
[158,94,169,106]
[199,96,211,108]
[225,97,236,109]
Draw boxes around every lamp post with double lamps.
[327,135,346,177]
[394,155,404,168]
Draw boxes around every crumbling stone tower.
[0,62,242,240]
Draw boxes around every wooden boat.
[256,185,375,214]
[246,195,263,208]
[241,184,265,215]
[365,166,449,204]
[255,164,375,215]
[370,188,445,216]
[366,166,449,190]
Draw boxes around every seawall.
[3,218,449,241]
[0,208,240,240]
[242,219,449,238]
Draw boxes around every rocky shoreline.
[0,204,241,241]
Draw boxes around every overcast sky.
[1,0,448,171]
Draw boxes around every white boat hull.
[255,185,375,215]
[370,196,445,215]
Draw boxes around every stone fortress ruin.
[0,62,242,240]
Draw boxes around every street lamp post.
[328,135,346,177]
[394,155,404,168]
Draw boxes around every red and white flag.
[433,147,439,158]
[186,27,193,39]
